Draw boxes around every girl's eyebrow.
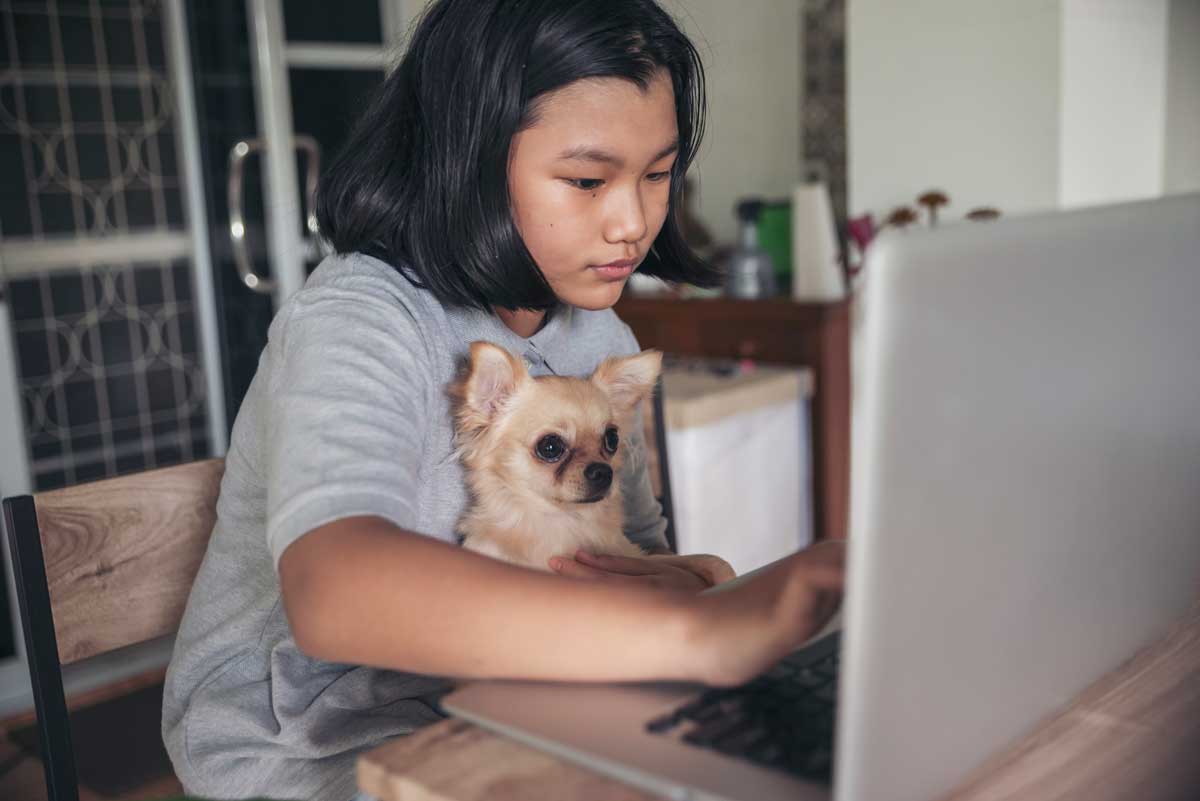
[556,140,680,167]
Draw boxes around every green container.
[757,201,792,287]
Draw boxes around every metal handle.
[227,138,275,294]
[293,134,327,263]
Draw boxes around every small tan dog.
[450,340,661,570]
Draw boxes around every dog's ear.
[455,341,527,431]
[590,349,662,414]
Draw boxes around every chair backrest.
[2,457,224,801]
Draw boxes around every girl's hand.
[549,550,730,593]
[646,552,736,587]
[686,540,846,687]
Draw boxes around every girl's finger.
[550,556,615,581]
[648,554,736,586]
[574,551,658,575]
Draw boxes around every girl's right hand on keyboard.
[686,540,846,687]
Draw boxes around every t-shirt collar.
[446,304,573,376]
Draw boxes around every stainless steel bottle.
[723,199,777,299]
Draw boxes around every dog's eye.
[602,426,619,455]
[535,434,567,463]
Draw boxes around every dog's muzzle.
[578,462,613,503]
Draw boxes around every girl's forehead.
[541,70,670,106]
[521,71,677,155]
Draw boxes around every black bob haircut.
[316,0,721,312]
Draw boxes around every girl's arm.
[279,515,843,686]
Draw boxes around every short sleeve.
[263,279,432,567]
[615,323,670,552]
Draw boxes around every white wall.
[1164,0,1200,194]
[667,0,802,244]
[1059,0,1169,208]
[847,0,1062,222]
[849,0,1200,222]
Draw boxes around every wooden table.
[358,602,1200,801]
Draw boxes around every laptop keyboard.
[644,632,841,783]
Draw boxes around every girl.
[162,1,845,799]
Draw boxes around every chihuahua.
[450,340,663,571]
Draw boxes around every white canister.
[791,181,845,302]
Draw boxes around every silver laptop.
[442,193,1200,801]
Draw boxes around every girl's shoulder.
[301,251,438,313]
[264,251,449,369]
[277,251,454,337]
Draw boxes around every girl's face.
[508,69,679,311]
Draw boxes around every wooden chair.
[2,458,225,801]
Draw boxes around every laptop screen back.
[837,194,1200,801]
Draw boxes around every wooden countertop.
[357,717,659,801]
[940,599,1200,801]
[661,363,814,430]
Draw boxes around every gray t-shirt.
[162,252,667,801]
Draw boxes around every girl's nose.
[603,186,649,245]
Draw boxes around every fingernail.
[549,558,562,570]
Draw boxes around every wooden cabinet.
[614,295,850,542]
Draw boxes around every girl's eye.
[602,426,619,455]
[646,171,671,183]
[567,178,605,191]
[535,434,567,462]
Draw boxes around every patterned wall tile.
[0,0,185,238]
[2,0,210,493]
[10,260,209,491]
[802,0,847,224]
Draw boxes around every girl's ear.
[454,341,528,433]
[591,350,663,414]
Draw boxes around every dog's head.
[451,341,662,508]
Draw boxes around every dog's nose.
[584,462,613,490]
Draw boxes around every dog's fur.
[450,341,662,570]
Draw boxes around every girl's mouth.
[591,258,638,280]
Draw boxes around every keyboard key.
[683,702,727,724]
[713,724,771,755]
[683,713,754,746]
[812,682,839,703]
[645,711,681,733]
[797,746,833,779]
[749,741,786,765]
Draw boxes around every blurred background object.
[883,206,919,230]
[789,180,844,302]
[656,358,815,576]
[917,190,949,226]
[966,207,1003,222]
[722,198,777,299]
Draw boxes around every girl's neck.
[495,306,548,338]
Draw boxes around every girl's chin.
[557,277,629,310]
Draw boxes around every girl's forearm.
[278,516,703,682]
